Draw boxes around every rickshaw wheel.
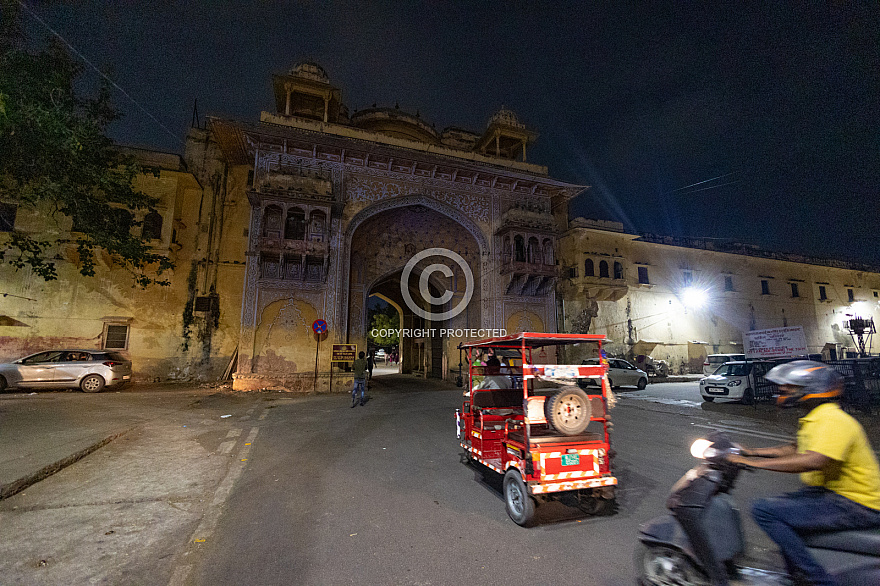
[544,386,592,436]
[503,469,537,527]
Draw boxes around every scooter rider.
[726,360,880,585]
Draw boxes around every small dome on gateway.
[289,60,330,84]
[488,107,525,129]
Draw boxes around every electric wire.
[662,171,739,196]
[17,0,182,146]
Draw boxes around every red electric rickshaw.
[456,332,617,526]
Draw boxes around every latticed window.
[263,205,282,237]
[260,254,280,279]
[104,325,129,350]
[284,255,302,280]
[305,257,323,281]
[309,211,326,241]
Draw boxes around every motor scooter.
[635,432,880,585]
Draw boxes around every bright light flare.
[680,287,708,309]
[691,438,713,459]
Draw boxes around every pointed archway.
[347,203,482,381]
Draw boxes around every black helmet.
[765,360,843,407]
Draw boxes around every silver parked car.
[0,349,132,393]
[581,358,649,389]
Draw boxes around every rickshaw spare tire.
[544,385,592,436]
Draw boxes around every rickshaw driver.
[473,356,511,389]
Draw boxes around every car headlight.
[728,380,742,387]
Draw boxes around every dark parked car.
[0,349,132,392]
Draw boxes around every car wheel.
[703,396,715,403]
[503,469,537,527]
[80,374,106,393]
[741,388,754,405]
[608,377,617,389]
[544,385,592,436]
[637,377,647,390]
[0,375,6,392]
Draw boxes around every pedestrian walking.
[351,351,368,407]
[367,351,374,380]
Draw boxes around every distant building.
[557,218,880,373]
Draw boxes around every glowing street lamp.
[680,286,708,309]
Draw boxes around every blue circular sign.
[312,319,328,334]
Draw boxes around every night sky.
[22,2,880,266]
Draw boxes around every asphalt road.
[0,377,806,585]
[183,378,800,586]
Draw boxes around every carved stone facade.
[194,60,585,391]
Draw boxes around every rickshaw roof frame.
[459,332,607,351]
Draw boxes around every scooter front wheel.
[635,544,710,586]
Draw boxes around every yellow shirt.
[798,402,880,510]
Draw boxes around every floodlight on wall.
[680,286,708,309]
[844,316,875,357]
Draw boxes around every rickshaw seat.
[471,389,522,409]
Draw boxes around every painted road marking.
[170,426,260,585]
[225,429,242,438]
[618,395,703,408]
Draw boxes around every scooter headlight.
[690,438,714,459]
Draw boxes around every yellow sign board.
[331,344,357,362]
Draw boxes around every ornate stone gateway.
[202,61,585,391]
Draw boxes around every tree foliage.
[0,37,173,287]
[368,305,400,347]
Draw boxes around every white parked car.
[702,353,746,376]
[0,349,132,393]
[699,360,774,404]
[581,358,648,389]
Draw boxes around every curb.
[0,430,129,500]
